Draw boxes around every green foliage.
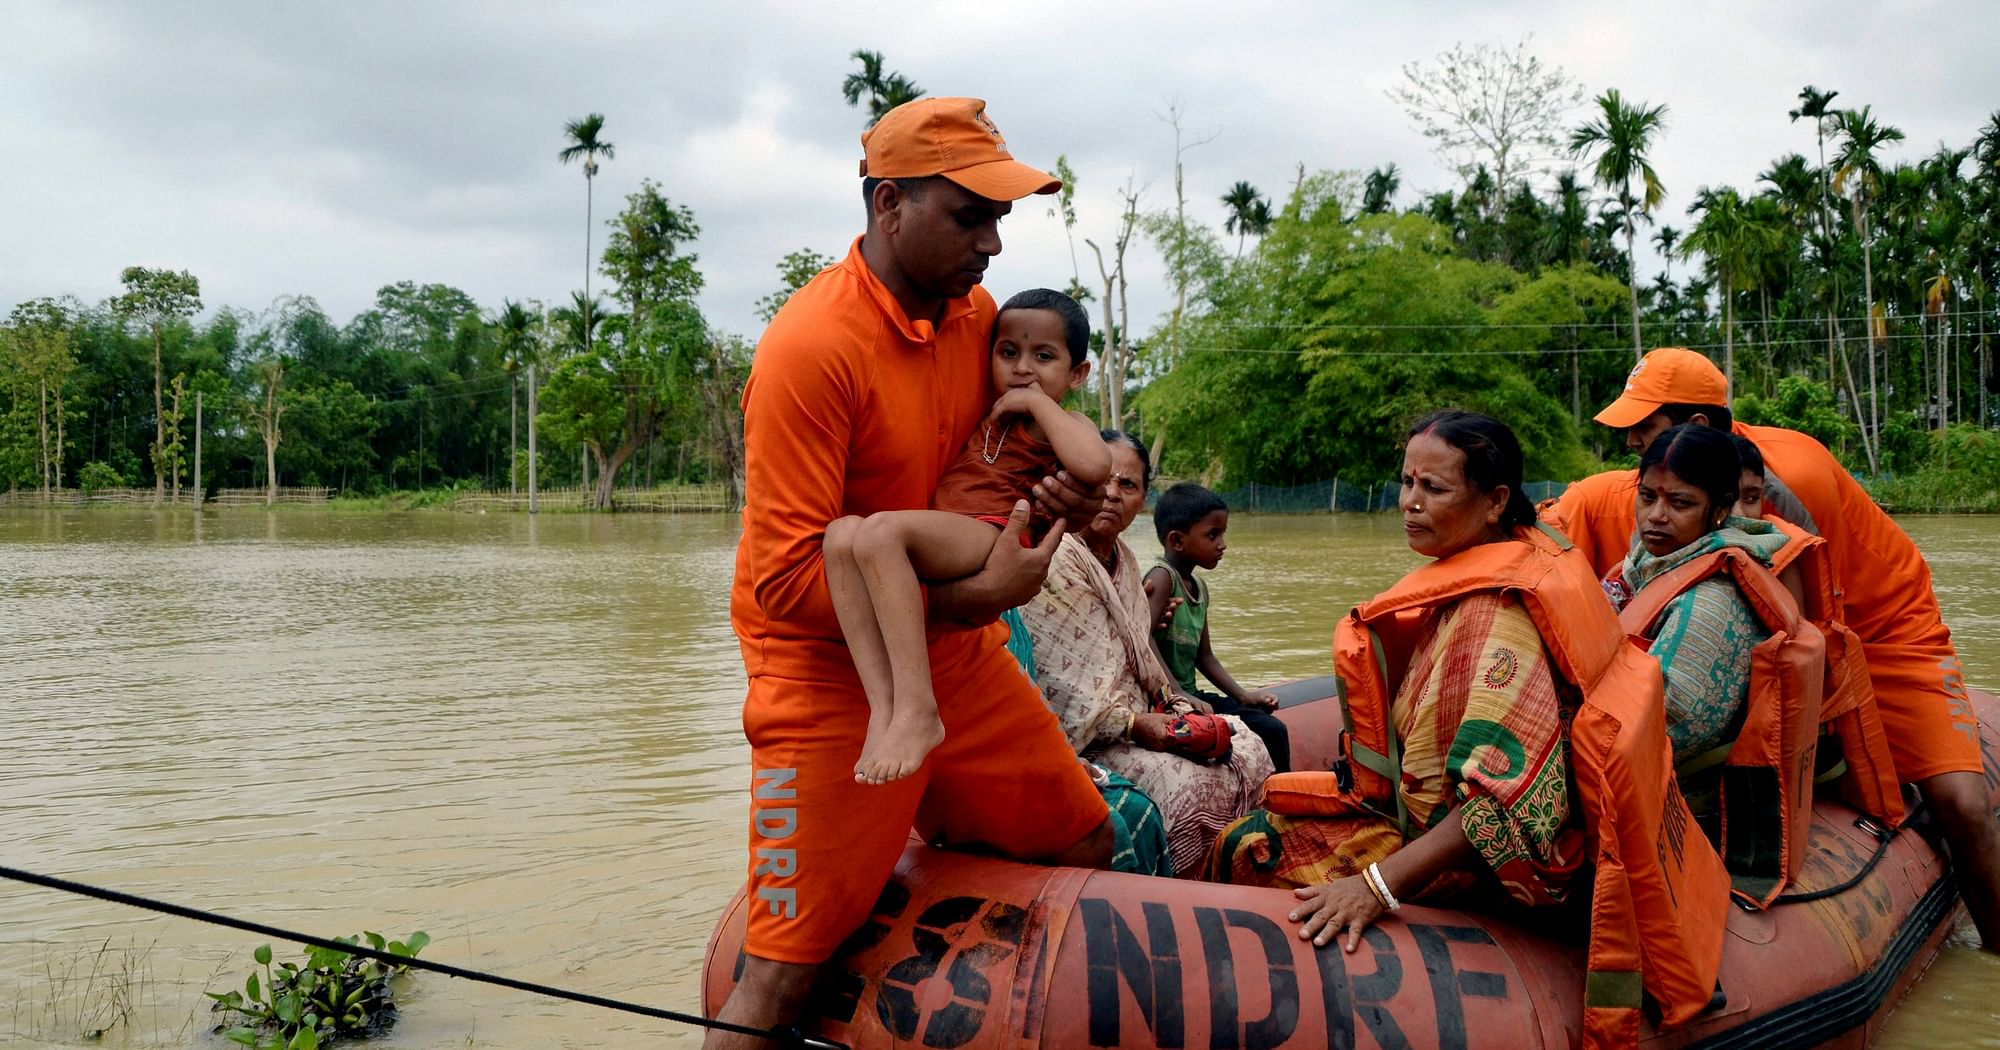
[755,248,834,323]
[1735,376,1860,463]
[1865,427,2000,510]
[601,180,703,321]
[1139,191,1592,488]
[207,931,427,1049]
[842,50,924,126]
[77,460,124,491]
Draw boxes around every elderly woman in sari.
[1208,411,1588,949]
[1018,430,1275,877]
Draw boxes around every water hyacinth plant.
[206,931,429,1049]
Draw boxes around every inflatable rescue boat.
[704,681,2000,1049]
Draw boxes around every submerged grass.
[7,936,207,1045]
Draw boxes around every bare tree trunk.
[1570,330,1581,424]
[1086,238,1117,423]
[1838,340,1879,472]
[1624,212,1643,361]
[264,433,278,507]
[584,173,595,355]
[509,375,518,497]
[1857,198,1880,452]
[168,382,182,505]
[37,380,50,497]
[1939,315,1949,435]
[152,329,164,504]
[54,386,65,491]
[1722,275,1734,397]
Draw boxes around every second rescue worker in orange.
[1550,346,2000,951]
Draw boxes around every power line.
[1197,307,1996,332]
[1182,330,1954,357]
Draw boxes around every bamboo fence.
[450,484,731,513]
[209,487,333,506]
[0,487,199,507]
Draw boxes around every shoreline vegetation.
[4,50,1998,520]
[0,474,1990,515]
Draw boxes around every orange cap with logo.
[1594,347,1730,428]
[859,97,1060,201]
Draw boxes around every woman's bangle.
[1360,866,1390,909]
[1365,862,1402,912]
[1120,707,1138,742]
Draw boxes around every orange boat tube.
[703,685,2000,1049]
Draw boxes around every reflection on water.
[0,509,1991,1047]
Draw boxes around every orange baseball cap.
[1594,347,1730,428]
[859,97,1060,201]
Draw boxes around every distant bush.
[77,461,124,492]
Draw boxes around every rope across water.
[0,863,846,1050]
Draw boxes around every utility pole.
[527,363,539,514]
[193,390,202,508]
[417,396,425,490]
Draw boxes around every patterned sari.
[1610,518,1787,766]
[1021,533,1275,877]
[1209,592,1584,906]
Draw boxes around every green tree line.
[5,49,1999,510]
[1123,59,2000,498]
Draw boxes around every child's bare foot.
[855,709,945,785]
[854,709,892,783]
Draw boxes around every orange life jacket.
[1764,523,1907,828]
[1610,543,1825,908]
[1332,523,1729,1047]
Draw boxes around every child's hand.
[1244,688,1281,711]
[986,386,1050,424]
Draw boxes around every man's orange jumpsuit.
[729,238,1107,965]
[1549,423,1979,783]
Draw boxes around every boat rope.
[0,863,848,1050]
[1774,817,1902,905]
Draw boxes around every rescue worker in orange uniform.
[1550,347,2000,950]
[709,99,1117,1048]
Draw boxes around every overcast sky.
[4,1,1994,343]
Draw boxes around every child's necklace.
[981,422,1008,464]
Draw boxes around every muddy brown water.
[1,510,1994,1047]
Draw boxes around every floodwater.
[0,509,1994,1048]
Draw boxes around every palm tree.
[1788,86,1867,442]
[558,114,615,356]
[1834,105,1906,457]
[1362,164,1401,215]
[841,50,925,127]
[1652,224,1681,284]
[494,300,535,495]
[1541,170,1592,267]
[1220,181,1268,256]
[1570,89,1669,360]
[1681,186,1781,393]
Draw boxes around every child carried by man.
[825,289,1110,785]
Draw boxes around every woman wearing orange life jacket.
[1207,410,1729,1045]
[1603,424,1827,906]
[1208,411,1584,928]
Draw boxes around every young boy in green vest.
[1144,483,1291,771]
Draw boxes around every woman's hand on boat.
[1291,878,1384,953]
